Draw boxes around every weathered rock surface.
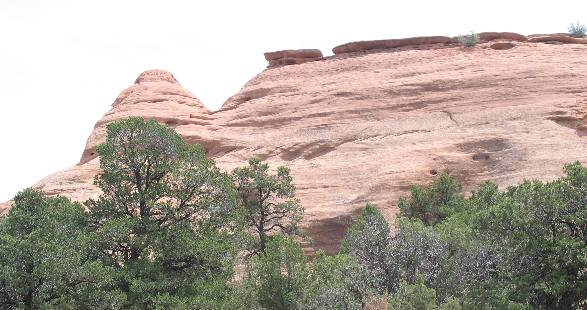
[264,49,323,68]
[528,34,587,44]
[2,40,587,253]
[79,69,211,165]
[489,42,516,50]
[331,32,587,56]
[332,36,459,55]
[478,32,527,42]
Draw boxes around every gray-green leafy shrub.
[568,22,586,38]
[341,204,396,293]
[458,31,479,47]
[252,235,309,309]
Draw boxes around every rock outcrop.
[264,49,323,68]
[331,32,587,56]
[79,69,210,165]
[528,34,587,44]
[332,36,459,55]
[477,32,527,42]
[2,37,587,253]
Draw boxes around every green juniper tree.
[232,158,303,255]
[252,235,309,310]
[398,172,464,226]
[469,162,587,309]
[0,189,122,309]
[302,251,363,310]
[388,278,438,310]
[86,117,242,308]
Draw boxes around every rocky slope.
[2,34,587,253]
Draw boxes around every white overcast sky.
[0,0,585,201]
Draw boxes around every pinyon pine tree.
[0,189,122,309]
[86,117,242,308]
[232,157,303,255]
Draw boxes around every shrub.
[398,172,464,225]
[252,235,309,309]
[469,162,587,308]
[303,252,363,309]
[0,189,123,308]
[388,278,438,310]
[568,22,586,38]
[341,204,395,293]
[457,31,479,47]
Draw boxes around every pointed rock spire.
[80,70,211,164]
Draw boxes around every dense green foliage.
[0,189,122,308]
[399,172,464,225]
[253,235,308,309]
[242,236,363,310]
[85,117,243,308]
[347,163,587,309]
[1,116,586,309]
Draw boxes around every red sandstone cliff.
[2,34,587,253]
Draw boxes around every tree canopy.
[1,116,586,309]
[0,189,122,309]
[85,117,243,308]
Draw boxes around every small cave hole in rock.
[429,169,438,176]
[472,153,490,161]
[238,96,252,104]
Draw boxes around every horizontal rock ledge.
[264,49,323,61]
[477,32,527,42]
[265,32,585,66]
[268,57,323,68]
[332,36,458,55]
[528,34,587,44]
[264,49,323,68]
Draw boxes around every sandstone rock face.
[79,69,211,165]
[2,40,587,253]
[264,49,323,68]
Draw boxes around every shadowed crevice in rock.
[306,211,359,255]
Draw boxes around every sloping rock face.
[2,41,587,253]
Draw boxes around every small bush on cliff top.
[568,21,586,38]
[458,31,479,47]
